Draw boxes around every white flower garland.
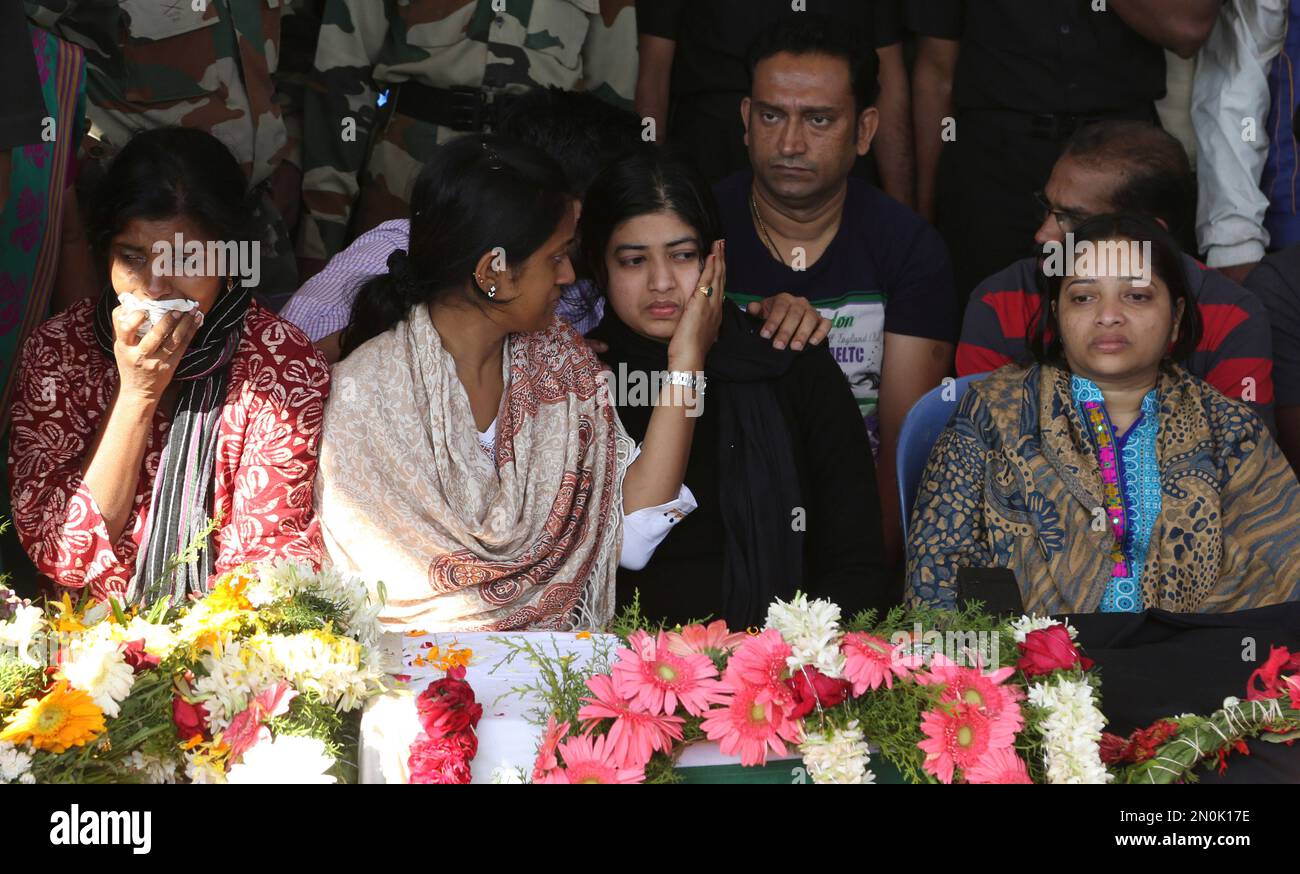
[766,593,847,678]
[1009,614,1079,644]
[799,720,876,784]
[249,560,386,653]
[1027,676,1112,784]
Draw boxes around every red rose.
[785,667,852,719]
[416,674,483,739]
[1016,625,1094,678]
[172,695,210,741]
[122,639,160,674]
[408,733,478,784]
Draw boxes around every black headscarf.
[93,284,251,605]
[589,302,806,625]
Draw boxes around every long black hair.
[577,146,721,295]
[340,135,571,359]
[1031,213,1203,366]
[87,127,252,262]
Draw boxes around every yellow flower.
[182,739,232,783]
[50,593,87,635]
[204,572,254,614]
[176,594,254,655]
[0,680,105,753]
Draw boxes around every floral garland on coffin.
[0,561,392,784]
[407,651,483,784]
[1105,646,1300,784]
[493,595,1300,785]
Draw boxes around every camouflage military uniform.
[26,0,321,309]
[296,0,637,267]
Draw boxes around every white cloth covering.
[117,292,202,337]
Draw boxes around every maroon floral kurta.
[7,297,330,601]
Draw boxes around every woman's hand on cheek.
[667,240,725,372]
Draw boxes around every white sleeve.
[618,444,698,571]
[1192,0,1288,267]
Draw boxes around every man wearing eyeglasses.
[955,120,1277,431]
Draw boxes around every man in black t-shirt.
[636,1,914,206]
[716,16,958,568]
[910,0,1219,305]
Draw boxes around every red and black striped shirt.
[956,255,1276,430]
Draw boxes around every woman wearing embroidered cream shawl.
[908,215,1300,614]
[314,137,725,631]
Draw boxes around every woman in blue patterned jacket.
[907,214,1300,614]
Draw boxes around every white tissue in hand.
[117,293,202,337]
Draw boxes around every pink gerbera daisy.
[532,714,570,782]
[665,620,749,657]
[539,732,645,784]
[611,630,727,716]
[724,629,796,708]
[964,747,1034,784]
[841,632,914,694]
[578,674,684,769]
[916,659,1024,731]
[917,702,1018,784]
[222,682,298,761]
[700,682,803,767]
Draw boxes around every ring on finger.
[698,285,714,298]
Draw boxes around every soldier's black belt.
[394,82,521,133]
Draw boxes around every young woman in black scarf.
[580,148,890,629]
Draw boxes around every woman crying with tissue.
[5,128,330,606]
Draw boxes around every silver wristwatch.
[662,370,706,395]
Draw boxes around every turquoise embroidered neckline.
[1070,376,1161,613]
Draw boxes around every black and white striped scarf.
[93,284,251,606]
